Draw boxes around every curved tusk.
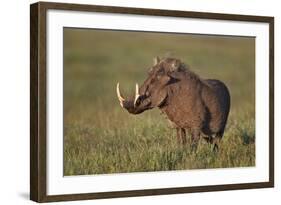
[116,83,125,107]
[134,83,140,107]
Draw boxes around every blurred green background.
[63,28,255,176]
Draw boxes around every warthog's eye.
[135,97,141,106]
[156,73,164,80]
[156,69,165,79]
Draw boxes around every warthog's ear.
[161,73,180,86]
[153,56,160,66]
[166,72,181,84]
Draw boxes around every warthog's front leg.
[191,129,200,150]
[176,128,187,145]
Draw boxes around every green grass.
[63,28,255,176]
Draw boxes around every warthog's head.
[116,57,184,114]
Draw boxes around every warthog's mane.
[161,57,203,83]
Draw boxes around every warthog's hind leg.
[203,131,223,152]
[212,134,222,152]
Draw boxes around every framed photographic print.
[30,1,274,202]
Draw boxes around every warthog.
[116,57,231,150]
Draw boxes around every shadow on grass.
[240,130,255,145]
[18,192,29,200]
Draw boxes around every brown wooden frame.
[30,1,274,202]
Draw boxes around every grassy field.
[63,28,255,176]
